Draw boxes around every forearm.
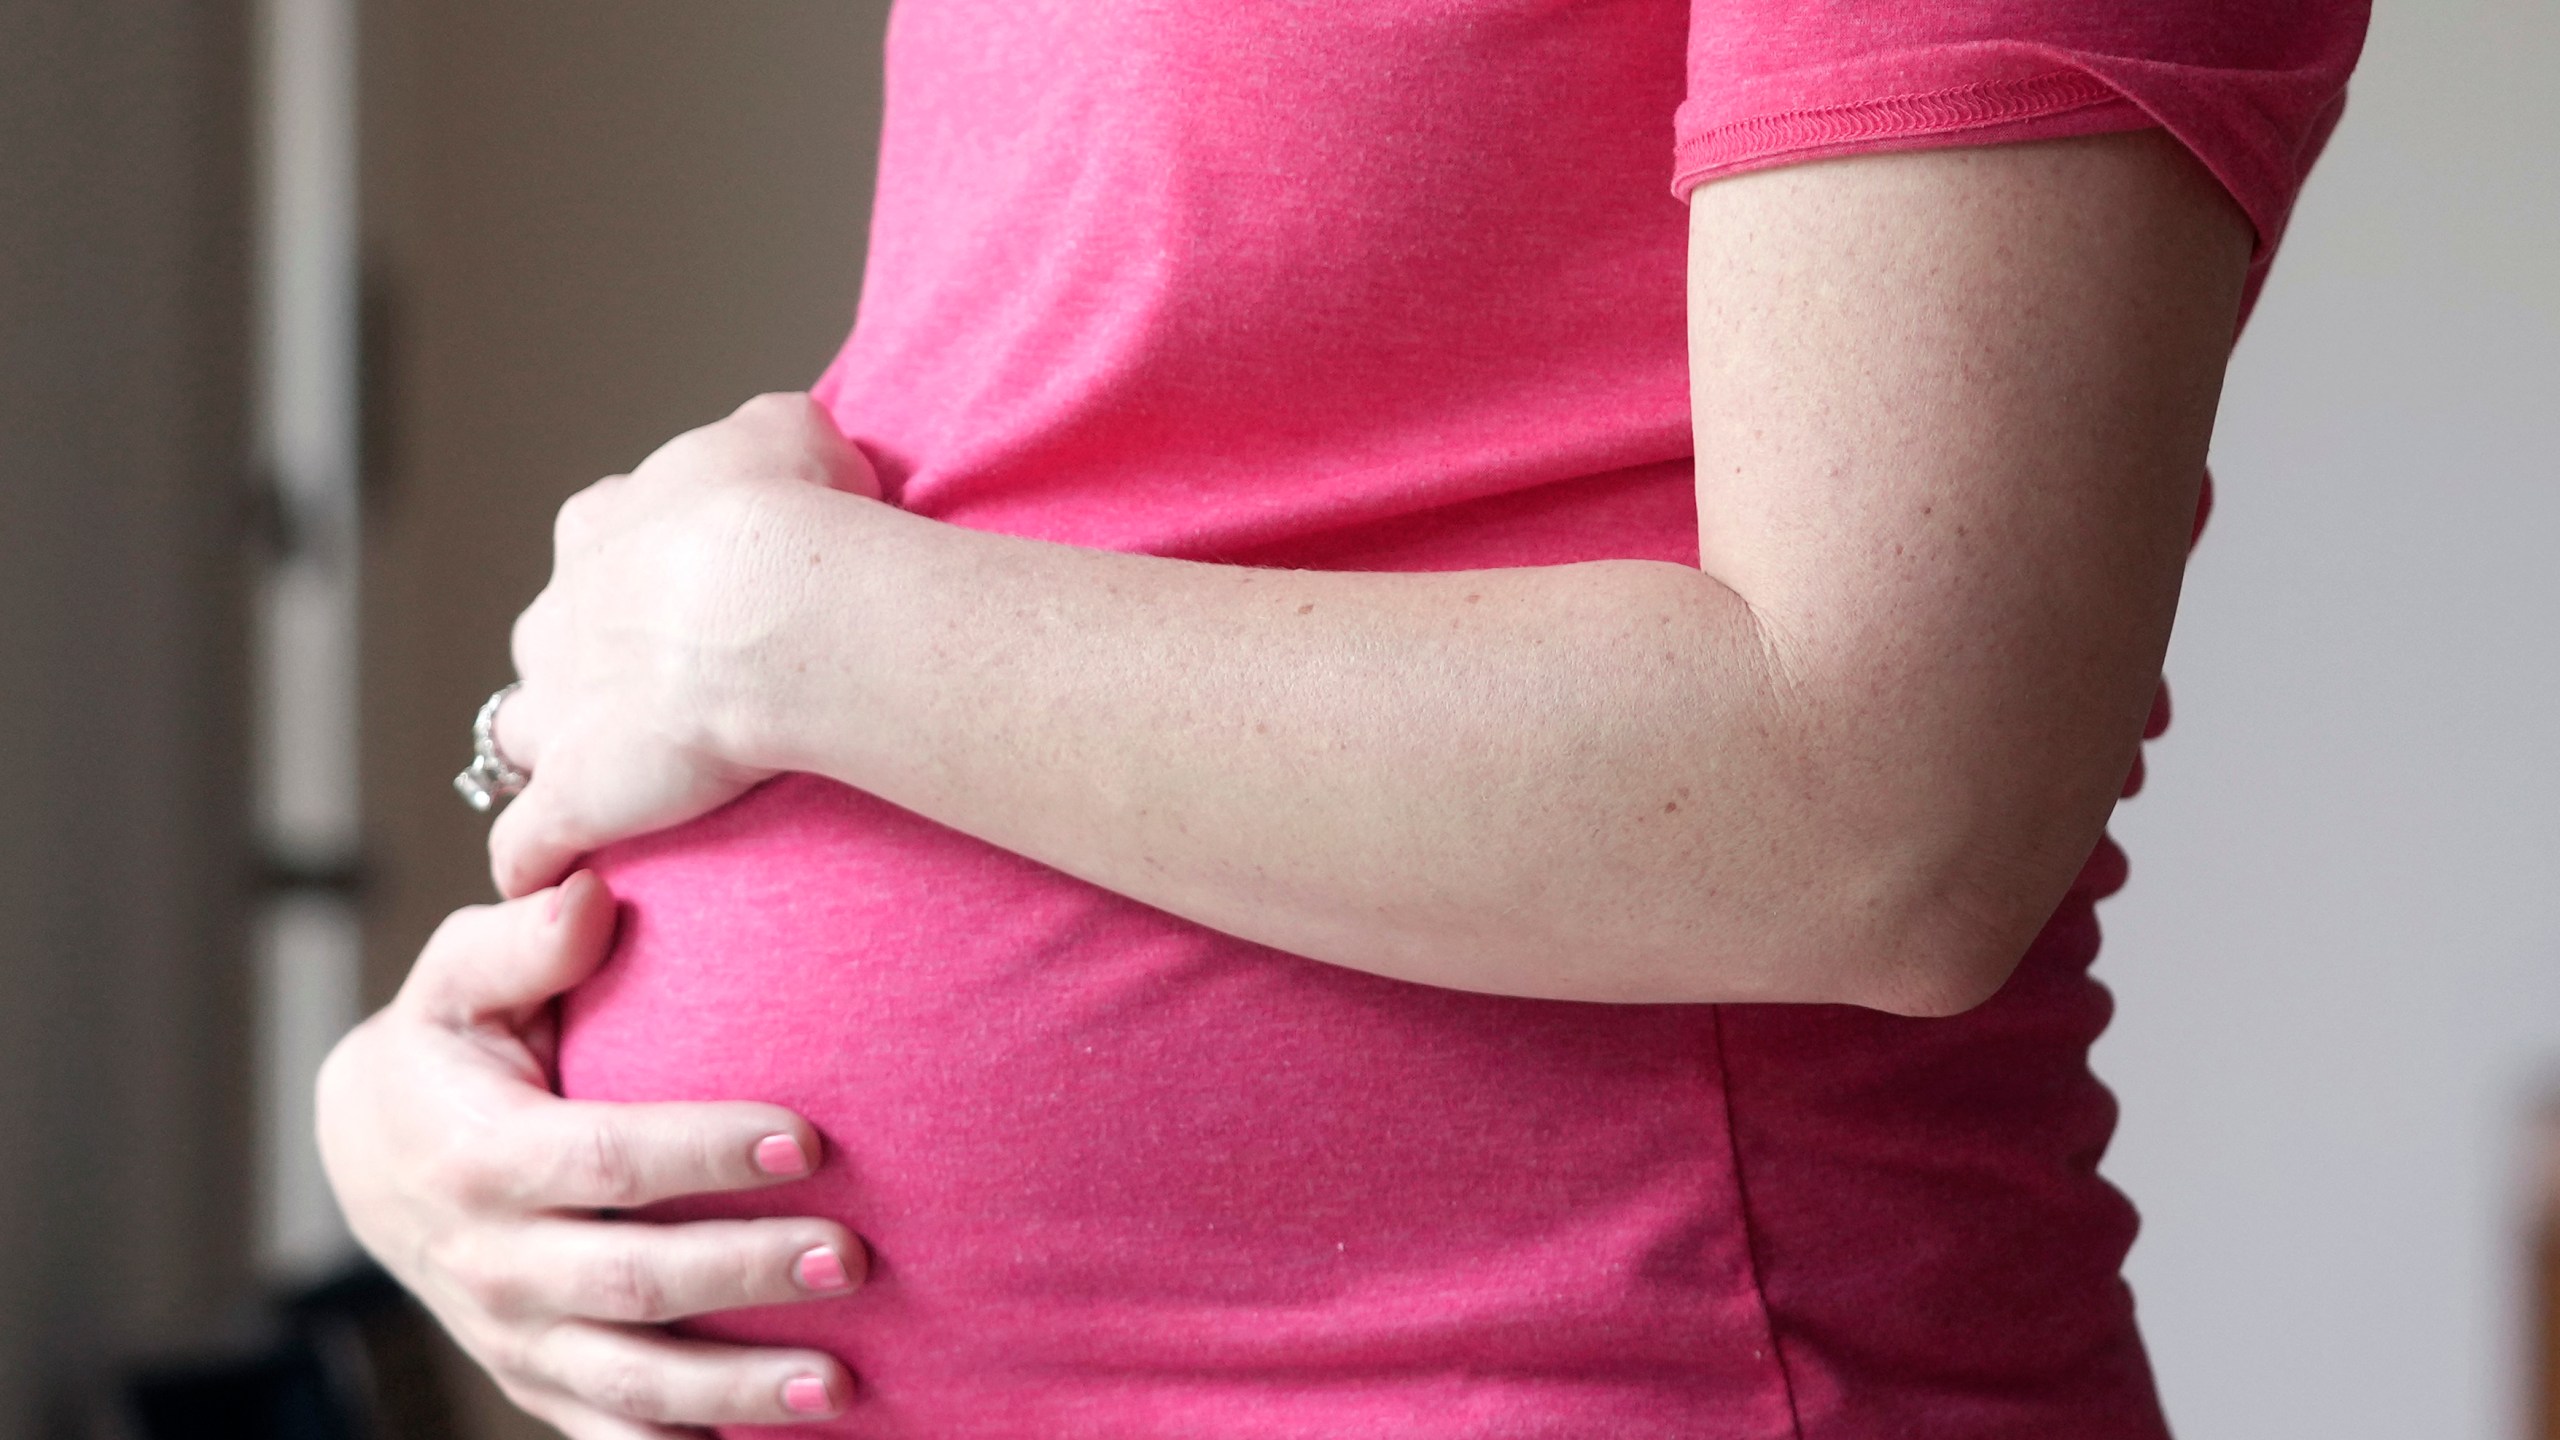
[741,502,1948,1009]
[503,137,2240,1013]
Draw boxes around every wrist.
[705,485,905,779]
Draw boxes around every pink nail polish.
[754,1133,812,1177]
[795,1246,852,1292]
[782,1375,835,1416]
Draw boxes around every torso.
[559,2,2170,1434]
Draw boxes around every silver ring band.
[453,682,530,812]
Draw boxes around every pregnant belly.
[557,775,1794,1438]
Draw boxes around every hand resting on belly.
[315,872,865,1434]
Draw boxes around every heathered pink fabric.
[556,4,2364,1435]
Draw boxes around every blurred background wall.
[0,0,257,1432]
[2,1,2553,1438]
[2095,4,2560,1438]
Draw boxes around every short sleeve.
[1673,3,2370,312]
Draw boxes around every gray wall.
[2096,3,2560,1437]
[0,0,256,1432]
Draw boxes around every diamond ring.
[453,683,530,812]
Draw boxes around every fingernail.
[544,871,584,923]
[754,1133,811,1177]
[795,1245,852,1292]
[782,1375,836,1416]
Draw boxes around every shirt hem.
[1671,68,2141,200]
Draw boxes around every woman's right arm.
[316,871,861,1436]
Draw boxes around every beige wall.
[0,0,256,1429]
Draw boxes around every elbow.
[1603,854,2051,1014]
[1836,851,2061,1020]
[1770,749,2113,1018]
[1857,918,2025,1018]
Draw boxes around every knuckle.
[480,1327,539,1387]
[551,489,595,550]
[729,1236,777,1303]
[538,802,596,861]
[420,1228,472,1289]
[418,1146,482,1209]
[309,1030,366,1132]
[585,1246,670,1323]
[431,1231,523,1318]
[422,1130,506,1208]
[569,1122,650,1208]
[507,605,542,676]
[588,1357,671,1422]
[740,390,800,422]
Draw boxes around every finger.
[551,481,618,560]
[481,1096,825,1211]
[482,1217,863,1325]
[404,873,617,1025]
[513,1388,697,1440]
[498,625,563,765]
[490,766,601,899]
[525,1322,851,1427]
[730,390,836,447]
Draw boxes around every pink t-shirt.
[559,3,2364,1436]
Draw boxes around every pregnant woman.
[319,3,2366,1437]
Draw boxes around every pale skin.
[317,132,2253,1434]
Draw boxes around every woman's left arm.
[492,131,2250,1016]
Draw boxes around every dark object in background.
[125,1350,341,1440]
[116,1266,455,1440]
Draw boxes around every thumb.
[404,872,618,1026]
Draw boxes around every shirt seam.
[1673,67,2127,195]
[1709,1004,1807,1440]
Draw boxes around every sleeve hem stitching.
[1672,68,2127,197]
